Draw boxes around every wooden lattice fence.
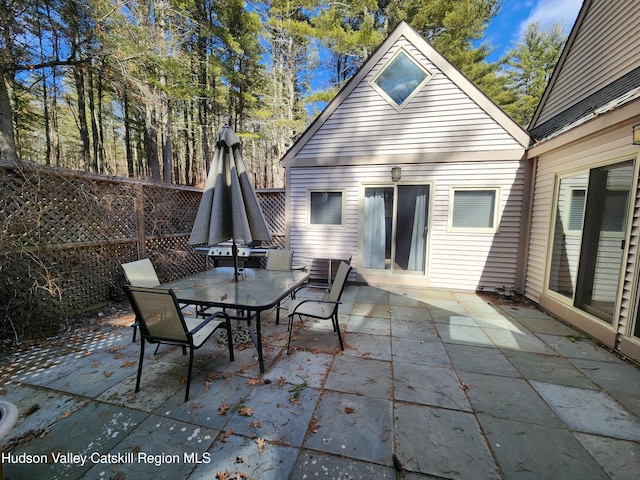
[0,163,285,343]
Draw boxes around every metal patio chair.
[124,285,234,402]
[121,258,195,341]
[266,249,294,324]
[286,261,352,353]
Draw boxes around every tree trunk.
[0,68,18,163]
[73,64,91,171]
[145,103,161,180]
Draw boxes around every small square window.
[371,49,433,110]
[309,191,343,226]
[450,189,498,232]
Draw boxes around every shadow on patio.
[1,284,640,479]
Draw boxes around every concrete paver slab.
[189,432,299,479]
[292,450,396,479]
[505,351,599,388]
[532,382,640,440]
[393,362,471,411]
[4,401,148,479]
[458,371,565,426]
[392,335,450,367]
[325,355,393,399]
[479,414,609,480]
[303,391,394,465]
[394,403,501,479]
[443,343,521,377]
[574,432,640,480]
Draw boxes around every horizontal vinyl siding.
[536,0,640,125]
[296,39,522,160]
[525,125,638,302]
[289,160,525,291]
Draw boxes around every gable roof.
[529,0,640,141]
[282,21,529,166]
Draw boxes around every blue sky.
[483,0,583,62]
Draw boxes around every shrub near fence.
[0,163,285,344]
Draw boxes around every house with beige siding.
[524,0,640,363]
[281,21,529,291]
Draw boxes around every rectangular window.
[449,189,498,232]
[309,190,343,225]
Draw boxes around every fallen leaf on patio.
[248,378,261,385]
[121,361,136,368]
[215,469,231,480]
[59,409,72,419]
[132,445,141,454]
[276,376,286,387]
[216,429,234,443]
[235,456,244,464]
[205,380,211,391]
[407,385,416,391]
[104,371,114,378]
[113,353,124,360]
[91,361,101,368]
[108,346,124,354]
[309,416,320,433]
[239,406,253,417]
[289,396,301,406]
[460,382,471,391]
[255,438,266,453]
[250,420,261,429]
[218,403,230,415]
[207,371,223,381]
[344,406,358,414]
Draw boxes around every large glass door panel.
[549,174,588,299]
[395,185,429,272]
[575,161,633,322]
[548,160,634,324]
[362,185,429,274]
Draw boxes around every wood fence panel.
[0,163,286,341]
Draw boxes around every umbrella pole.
[232,239,239,282]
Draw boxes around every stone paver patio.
[1,284,640,479]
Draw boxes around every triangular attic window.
[371,48,433,111]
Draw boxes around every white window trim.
[447,187,500,234]
[369,47,434,112]
[307,189,346,228]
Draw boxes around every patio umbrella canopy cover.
[189,125,272,279]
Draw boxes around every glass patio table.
[159,267,309,373]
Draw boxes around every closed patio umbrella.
[189,125,272,281]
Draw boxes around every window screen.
[452,190,496,229]
[310,191,343,225]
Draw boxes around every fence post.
[135,183,147,259]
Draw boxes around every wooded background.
[0,0,566,187]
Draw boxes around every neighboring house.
[282,21,530,291]
[524,0,640,362]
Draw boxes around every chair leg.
[333,313,344,350]
[132,321,138,342]
[135,338,146,393]
[224,318,234,362]
[286,314,296,354]
[185,347,194,402]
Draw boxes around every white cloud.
[518,0,583,37]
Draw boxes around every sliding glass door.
[548,160,634,323]
[362,184,429,274]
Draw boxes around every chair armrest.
[290,298,341,315]
[190,311,230,334]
